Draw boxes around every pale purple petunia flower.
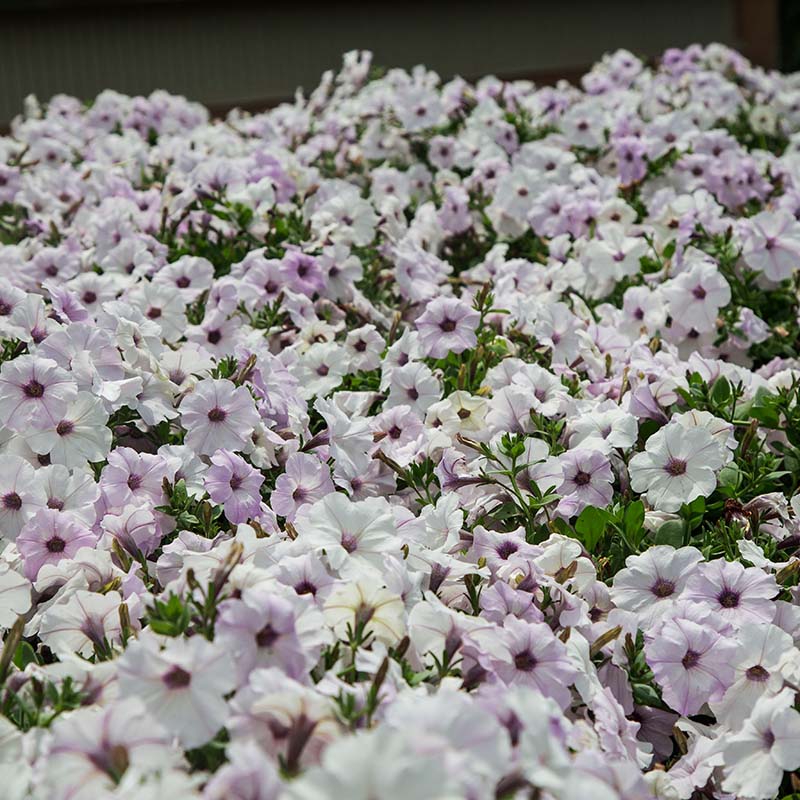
[100,447,169,509]
[646,607,738,716]
[270,452,334,522]
[0,454,46,540]
[493,616,577,709]
[17,508,97,580]
[216,589,312,684]
[610,545,703,626]
[117,632,237,749]
[684,559,779,627]
[556,448,614,518]
[416,296,480,359]
[181,378,260,455]
[0,354,77,432]
[205,448,264,524]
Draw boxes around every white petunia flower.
[629,423,725,512]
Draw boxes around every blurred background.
[0,0,794,127]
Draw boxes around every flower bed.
[1,42,800,800]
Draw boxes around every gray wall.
[0,1,751,125]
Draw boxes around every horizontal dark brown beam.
[0,0,760,128]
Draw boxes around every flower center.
[496,540,519,559]
[207,407,227,423]
[256,624,279,647]
[692,285,707,300]
[664,457,687,476]
[46,536,66,553]
[681,649,701,669]
[89,743,130,782]
[127,474,142,491]
[440,318,457,333]
[56,420,74,436]
[651,578,675,598]
[574,470,591,486]
[718,589,740,608]
[162,665,192,689]
[746,664,770,682]
[23,380,45,399]
[2,492,22,510]
[341,533,359,553]
[513,651,538,672]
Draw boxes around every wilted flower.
[323,578,405,645]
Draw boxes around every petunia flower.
[180,378,260,456]
[711,624,794,728]
[683,559,778,627]
[43,698,179,799]
[721,688,800,799]
[415,296,479,359]
[323,578,405,646]
[270,452,334,522]
[645,607,738,716]
[0,454,46,540]
[25,391,111,468]
[39,588,124,657]
[556,449,614,518]
[610,545,703,627]
[296,493,397,578]
[0,354,77,432]
[493,616,578,709]
[628,423,725,512]
[204,448,264,524]
[216,588,317,684]
[117,631,237,749]
[17,508,97,580]
[741,209,800,282]
[662,260,731,333]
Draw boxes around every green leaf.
[13,641,38,670]
[575,506,613,551]
[749,390,780,428]
[623,500,645,540]
[710,376,731,405]
[686,496,706,529]
[653,520,685,548]
[632,682,663,708]
[147,620,180,636]
[718,463,741,491]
